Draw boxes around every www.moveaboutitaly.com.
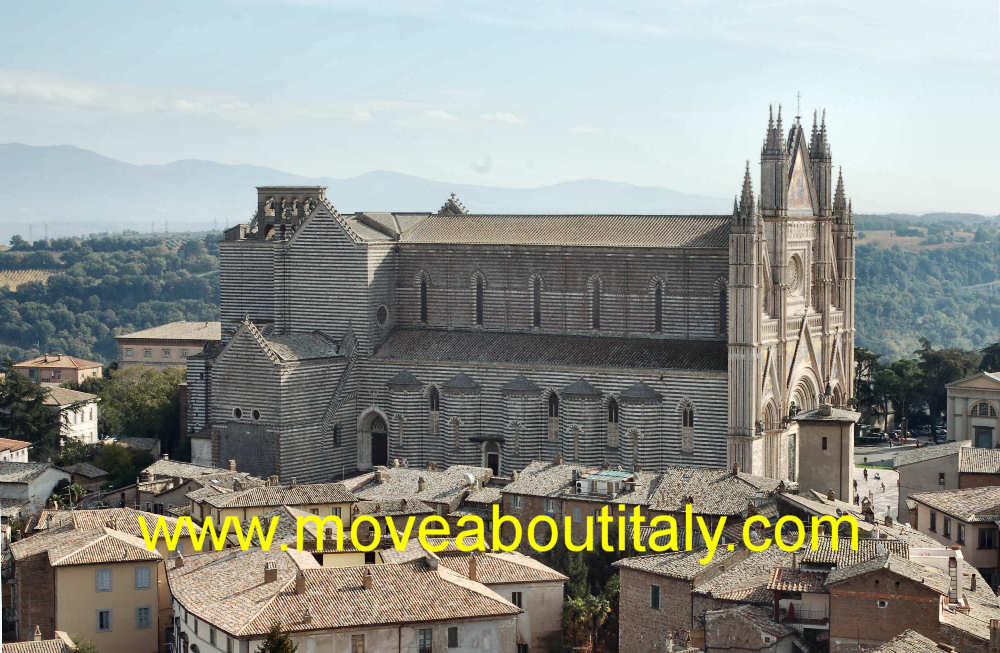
[138,505,860,565]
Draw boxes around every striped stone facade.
[193,110,856,483]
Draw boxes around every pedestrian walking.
[863,468,868,482]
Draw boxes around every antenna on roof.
[795,91,802,121]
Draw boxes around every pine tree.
[0,358,61,458]
[256,622,298,653]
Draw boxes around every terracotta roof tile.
[437,551,569,585]
[958,446,1000,474]
[766,567,828,592]
[867,629,940,652]
[115,321,221,341]
[14,355,102,370]
[201,482,355,509]
[910,486,1000,522]
[0,437,31,453]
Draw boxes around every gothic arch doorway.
[361,412,388,468]
[483,441,501,476]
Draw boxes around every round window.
[376,305,388,326]
[252,409,261,421]
[233,408,242,419]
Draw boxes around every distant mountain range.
[0,143,735,244]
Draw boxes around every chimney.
[885,514,893,526]
[425,552,439,570]
[402,459,409,468]
[295,571,306,594]
[555,453,563,465]
[972,574,977,592]
[393,458,400,468]
[731,462,740,476]
[175,552,185,568]
[418,477,427,492]
[162,452,169,460]
[375,469,388,483]
[264,561,278,584]
[989,618,1000,652]
[512,470,519,480]
[633,463,642,473]
[602,460,611,470]
[269,475,279,486]
[469,554,479,582]
[400,499,408,511]
[229,459,237,472]
[948,553,960,605]
[33,625,42,641]
[290,477,297,487]
[362,569,373,589]
[302,605,312,624]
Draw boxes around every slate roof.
[166,548,520,636]
[373,328,728,371]
[619,381,663,402]
[893,440,969,468]
[766,567,828,592]
[200,482,356,509]
[438,551,569,585]
[0,461,58,484]
[399,214,731,248]
[385,369,423,390]
[115,321,221,341]
[443,372,480,390]
[910,486,1000,522]
[561,377,601,398]
[259,329,341,361]
[958,446,1000,474]
[0,437,30,453]
[11,525,162,566]
[42,386,98,407]
[14,354,102,370]
[501,375,540,394]
[868,629,940,652]
[825,553,949,594]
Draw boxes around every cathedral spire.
[833,168,846,212]
[733,161,756,229]
[763,104,785,155]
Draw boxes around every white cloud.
[424,109,458,121]
[481,111,524,125]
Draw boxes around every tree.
[256,622,298,653]
[854,347,882,417]
[563,594,612,651]
[980,342,1000,372]
[0,359,61,458]
[915,338,982,422]
[73,640,100,653]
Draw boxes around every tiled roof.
[868,629,940,652]
[801,536,909,567]
[693,547,793,605]
[3,633,75,653]
[346,465,492,510]
[614,548,740,581]
[374,328,728,372]
[115,321,221,341]
[502,461,657,502]
[201,482,356,509]
[766,567,828,592]
[0,461,58,484]
[117,436,159,451]
[42,386,98,407]
[32,507,196,540]
[646,467,780,515]
[11,525,161,566]
[790,405,860,422]
[143,458,234,480]
[443,372,480,390]
[0,437,30,452]
[60,461,108,478]
[958,446,1000,474]
[910,486,1000,522]
[14,354,102,370]
[464,486,503,505]
[825,553,949,594]
[438,551,569,585]
[399,214,731,248]
[167,549,519,636]
[356,498,434,517]
[704,605,793,640]
[893,440,969,468]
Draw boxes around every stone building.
[947,372,1000,447]
[188,107,856,483]
[43,386,100,445]
[13,354,102,385]
[115,320,221,368]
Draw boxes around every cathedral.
[185,106,856,484]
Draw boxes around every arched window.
[971,401,997,417]
[654,282,663,333]
[428,387,440,435]
[475,275,485,325]
[682,403,694,428]
[420,276,428,323]
[532,276,542,328]
[607,398,620,448]
[547,393,559,442]
[591,279,601,329]
[680,401,694,453]
[717,282,728,336]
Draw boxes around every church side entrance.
[370,415,388,467]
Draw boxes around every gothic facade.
[186,107,856,483]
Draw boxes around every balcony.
[779,605,829,627]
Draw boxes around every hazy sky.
[1,0,997,213]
